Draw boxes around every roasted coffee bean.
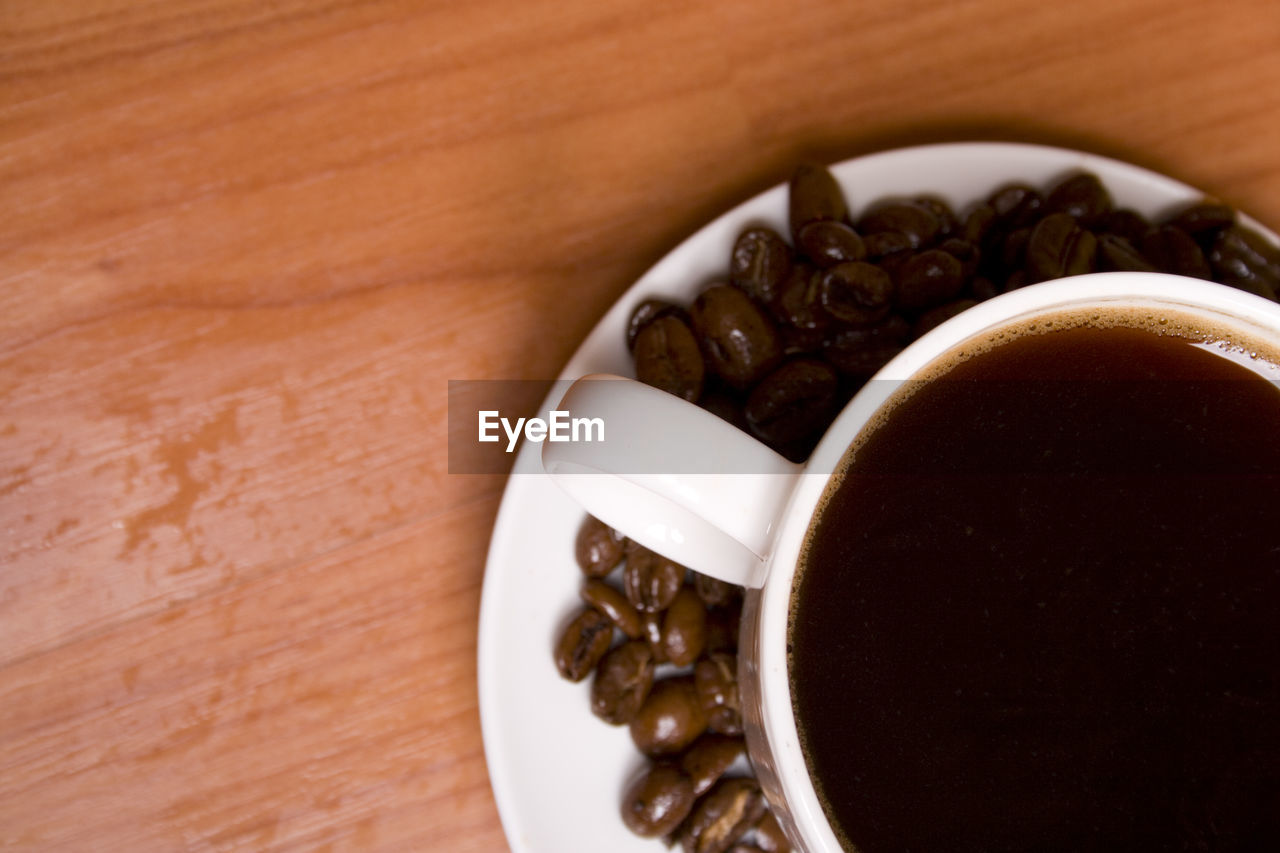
[914,195,959,237]
[750,811,791,853]
[823,315,911,377]
[624,541,685,613]
[1097,233,1157,273]
[968,275,999,301]
[998,226,1032,274]
[862,230,915,259]
[913,299,978,339]
[641,610,667,663]
[818,262,893,325]
[730,228,793,306]
[1141,224,1213,279]
[554,606,615,682]
[695,652,742,735]
[1167,200,1236,240]
[621,762,696,838]
[795,219,866,268]
[1100,208,1152,244]
[938,236,981,280]
[893,249,965,311]
[774,263,827,333]
[635,314,705,402]
[778,323,825,356]
[680,734,746,797]
[1045,172,1112,227]
[1006,268,1029,290]
[1209,225,1280,300]
[575,515,626,578]
[858,202,940,249]
[694,573,739,608]
[681,777,768,853]
[962,202,997,245]
[662,587,708,667]
[581,579,643,639]
[704,598,742,655]
[628,299,687,351]
[592,640,655,724]
[1026,212,1098,282]
[631,675,709,756]
[699,388,751,432]
[788,163,848,239]
[744,359,839,446]
[691,285,782,389]
[988,183,1043,229]
[728,846,768,853]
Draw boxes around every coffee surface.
[790,322,1280,852]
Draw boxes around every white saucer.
[476,142,1273,852]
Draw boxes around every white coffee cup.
[542,273,1280,852]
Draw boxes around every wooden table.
[2,1,1277,849]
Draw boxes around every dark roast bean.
[913,299,978,339]
[631,675,709,757]
[750,810,791,853]
[662,587,708,667]
[680,734,746,797]
[730,228,793,306]
[774,263,828,333]
[1045,172,1112,226]
[1097,233,1157,273]
[858,202,940,249]
[998,226,1032,274]
[862,230,915,259]
[823,315,911,377]
[554,606,615,682]
[778,323,825,356]
[581,578,643,639]
[1025,212,1098,282]
[1006,269,1029,290]
[703,598,742,655]
[988,183,1043,229]
[635,314,706,402]
[1209,225,1280,300]
[962,202,997,245]
[641,610,666,663]
[621,762,696,838]
[681,777,768,853]
[591,640,655,724]
[968,275,999,301]
[575,515,626,578]
[795,219,866,268]
[1100,208,1152,244]
[628,299,687,351]
[695,652,742,735]
[624,541,685,613]
[699,388,750,432]
[1167,200,1236,240]
[744,359,839,446]
[938,236,981,280]
[893,249,965,311]
[691,285,783,389]
[788,163,848,240]
[914,195,959,237]
[694,573,739,608]
[818,262,893,326]
[1141,225,1212,279]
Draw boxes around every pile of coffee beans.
[555,162,1280,851]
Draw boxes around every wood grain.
[2,0,1278,849]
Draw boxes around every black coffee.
[790,315,1280,852]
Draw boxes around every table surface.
[2,1,1278,850]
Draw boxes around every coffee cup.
[542,272,1280,852]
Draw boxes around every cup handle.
[541,375,803,588]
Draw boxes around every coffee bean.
[554,606,615,682]
[822,315,910,377]
[591,640,656,724]
[641,610,666,663]
[691,285,782,389]
[680,777,768,853]
[1100,208,1152,244]
[913,299,979,339]
[627,299,687,351]
[575,515,626,578]
[862,230,914,259]
[750,810,791,853]
[968,276,999,301]
[635,314,706,402]
[704,598,742,655]
[621,762,696,838]
[914,196,959,237]
[774,263,828,334]
[631,675,709,757]
[962,202,997,246]
[938,237,981,280]
[694,573,739,608]
[744,359,839,446]
[730,228,793,306]
[796,220,866,268]
[788,163,848,240]
[858,202,940,249]
[988,183,1043,229]
[1141,225,1213,279]
[1167,200,1236,240]
[699,388,751,432]
[1209,225,1280,300]
[581,578,643,639]
[1045,172,1112,227]
[695,652,743,735]
[624,541,686,613]
[818,261,893,325]
[1026,212,1098,282]
[1097,233,1157,273]
[894,249,965,311]
[680,734,746,797]
[997,226,1032,274]
[662,587,708,667]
